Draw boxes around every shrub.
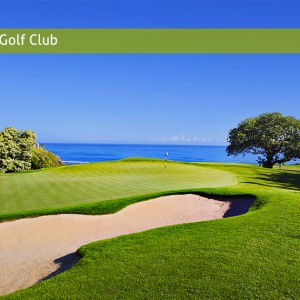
[31,148,63,169]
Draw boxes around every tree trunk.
[262,160,274,168]
[262,153,275,168]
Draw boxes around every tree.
[0,127,36,172]
[0,126,63,173]
[226,112,300,168]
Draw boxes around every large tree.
[226,112,300,168]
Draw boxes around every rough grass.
[0,159,236,221]
[1,161,300,299]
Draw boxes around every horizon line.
[40,142,228,147]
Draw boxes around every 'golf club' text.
[0,34,58,46]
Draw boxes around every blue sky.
[1,1,300,28]
[0,1,300,144]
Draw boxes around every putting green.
[0,160,236,215]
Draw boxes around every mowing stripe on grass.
[0,160,236,217]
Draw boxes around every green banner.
[0,29,300,53]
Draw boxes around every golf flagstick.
[165,151,168,168]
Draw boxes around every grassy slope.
[2,162,300,299]
[0,159,236,221]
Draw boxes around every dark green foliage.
[0,127,36,173]
[227,112,300,168]
[31,148,62,170]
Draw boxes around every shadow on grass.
[39,252,80,283]
[244,169,300,191]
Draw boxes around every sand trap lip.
[0,194,254,296]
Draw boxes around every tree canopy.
[226,112,300,168]
[0,127,36,172]
[0,127,62,173]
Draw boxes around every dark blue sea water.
[44,143,262,165]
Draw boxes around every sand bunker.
[0,194,253,296]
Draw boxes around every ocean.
[44,143,261,165]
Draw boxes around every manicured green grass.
[0,159,236,221]
[2,161,300,299]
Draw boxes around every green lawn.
[1,161,300,299]
[0,159,236,220]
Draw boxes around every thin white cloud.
[162,135,210,144]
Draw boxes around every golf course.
[0,159,299,299]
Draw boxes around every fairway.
[0,160,236,216]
